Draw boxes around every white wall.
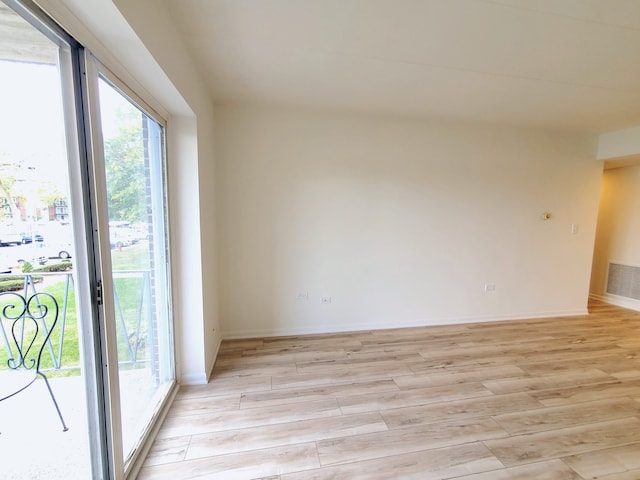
[216,106,603,338]
[590,166,640,308]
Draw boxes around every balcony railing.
[0,270,153,372]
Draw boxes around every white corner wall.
[110,0,222,383]
[216,106,602,338]
[590,166,640,309]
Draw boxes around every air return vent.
[607,263,640,300]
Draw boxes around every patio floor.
[0,375,91,479]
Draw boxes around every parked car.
[55,246,72,259]
[21,233,44,244]
[0,232,22,246]
[26,241,72,260]
[16,251,47,266]
[110,228,138,249]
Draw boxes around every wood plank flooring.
[138,300,640,479]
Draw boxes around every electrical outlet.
[484,283,495,292]
[296,292,309,300]
[320,296,331,304]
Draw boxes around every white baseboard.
[590,293,640,312]
[179,336,222,386]
[221,308,589,340]
[206,335,222,380]
[179,371,210,385]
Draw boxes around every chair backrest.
[0,291,59,376]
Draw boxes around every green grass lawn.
[0,279,79,376]
[0,242,153,376]
[111,241,151,270]
[111,242,153,366]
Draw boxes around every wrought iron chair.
[0,291,68,431]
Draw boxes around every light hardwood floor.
[139,300,640,479]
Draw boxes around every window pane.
[97,77,174,462]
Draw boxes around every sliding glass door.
[93,73,175,470]
[0,1,177,478]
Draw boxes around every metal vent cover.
[607,263,640,300]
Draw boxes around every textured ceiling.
[163,0,640,134]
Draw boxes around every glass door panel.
[0,1,93,478]
[96,77,174,465]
